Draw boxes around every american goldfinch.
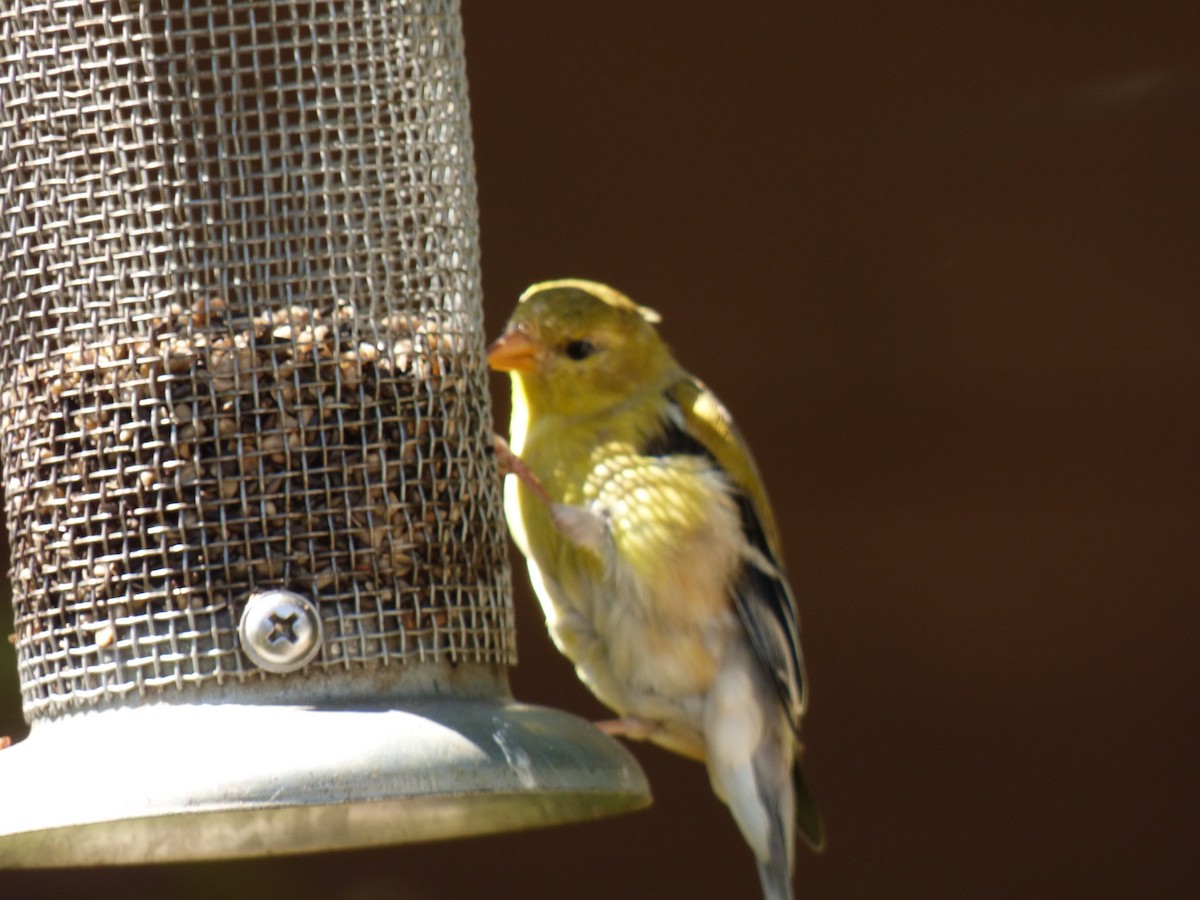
[489,279,822,900]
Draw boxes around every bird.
[488,279,822,900]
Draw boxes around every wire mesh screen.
[0,0,513,720]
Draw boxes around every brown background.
[3,2,1198,898]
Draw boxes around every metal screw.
[239,590,323,673]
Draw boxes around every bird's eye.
[563,339,596,361]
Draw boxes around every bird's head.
[488,279,676,420]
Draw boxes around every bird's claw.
[493,434,608,549]
[493,433,554,505]
[594,717,661,742]
[550,502,610,552]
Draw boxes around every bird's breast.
[521,438,746,724]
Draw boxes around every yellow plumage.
[489,279,821,900]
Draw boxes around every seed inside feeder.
[0,296,510,705]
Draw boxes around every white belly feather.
[510,451,747,758]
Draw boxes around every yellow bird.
[489,280,822,899]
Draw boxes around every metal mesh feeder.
[0,0,648,867]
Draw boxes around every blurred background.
[3,1,1197,897]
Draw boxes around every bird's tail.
[756,853,794,900]
[706,646,822,899]
[749,766,823,900]
[749,729,798,900]
[794,763,825,852]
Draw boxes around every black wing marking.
[732,492,806,721]
[646,401,806,724]
[643,408,711,458]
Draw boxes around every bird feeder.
[0,0,648,867]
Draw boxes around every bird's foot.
[549,502,609,552]
[492,434,553,505]
[594,716,661,742]
[493,433,609,551]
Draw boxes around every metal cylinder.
[0,0,648,867]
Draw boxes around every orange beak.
[487,329,540,373]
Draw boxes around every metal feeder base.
[0,696,651,867]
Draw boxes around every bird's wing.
[651,376,807,727]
